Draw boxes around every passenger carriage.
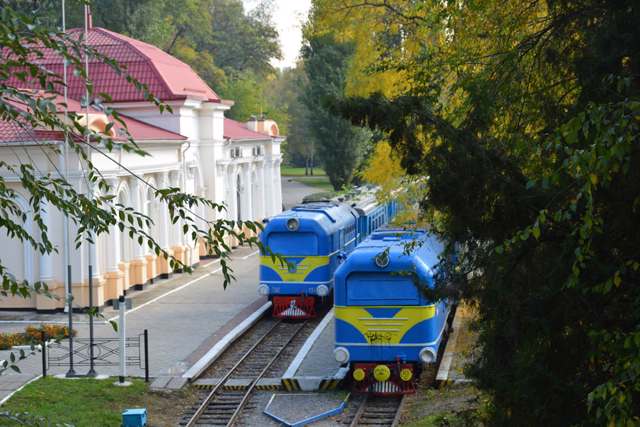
[333,228,451,394]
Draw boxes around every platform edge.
[182,301,272,380]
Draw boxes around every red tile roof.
[4,27,220,103]
[223,118,270,141]
[0,119,65,143]
[118,114,186,141]
[1,91,186,142]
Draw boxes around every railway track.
[346,305,457,426]
[348,395,404,427]
[181,319,309,426]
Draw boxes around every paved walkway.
[281,177,319,209]
[0,246,264,403]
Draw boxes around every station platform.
[436,304,478,384]
[281,309,348,391]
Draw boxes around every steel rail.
[349,395,405,427]
[349,395,369,427]
[184,319,282,427]
[391,395,406,427]
[226,320,308,426]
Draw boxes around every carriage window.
[267,232,318,256]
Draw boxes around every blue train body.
[333,228,451,394]
[259,189,398,318]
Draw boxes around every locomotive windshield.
[267,232,318,256]
[346,272,420,306]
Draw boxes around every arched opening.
[251,169,260,220]
[0,194,35,306]
[236,173,242,222]
[117,187,131,263]
[145,184,160,253]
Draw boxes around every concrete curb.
[436,306,463,384]
[182,301,272,380]
[283,309,334,379]
[281,367,349,392]
[0,374,41,406]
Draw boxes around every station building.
[0,27,283,311]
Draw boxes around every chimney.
[245,114,279,137]
[85,5,93,29]
[247,115,258,132]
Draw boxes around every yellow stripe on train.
[335,305,436,345]
[260,255,330,282]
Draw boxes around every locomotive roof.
[263,202,357,237]
[349,228,445,271]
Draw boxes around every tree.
[301,34,370,190]
[275,65,315,172]
[0,2,268,375]
[206,0,281,78]
[313,0,640,425]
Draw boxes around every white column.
[106,179,121,272]
[130,179,145,258]
[159,172,171,250]
[170,170,183,245]
[39,200,54,282]
[230,165,239,222]
[244,164,252,220]
[88,234,100,277]
[259,162,266,219]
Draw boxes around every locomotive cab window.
[345,272,421,306]
[267,232,318,256]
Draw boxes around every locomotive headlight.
[334,347,350,364]
[286,218,299,231]
[373,365,391,382]
[374,251,390,268]
[353,368,366,382]
[419,347,437,364]
[258,284,270,296]
[400,368,413,382]
[316,284,329,297]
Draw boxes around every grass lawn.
[281,166,334,192]
[0,377,199,426]
[399,384,486,427]
[280,166,326,177]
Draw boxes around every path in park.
[281,176,319,209]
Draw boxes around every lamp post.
[61,0,76,379]
[83,4,97,378]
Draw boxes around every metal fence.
[44,330,149,381]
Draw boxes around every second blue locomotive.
[333,228,451,394]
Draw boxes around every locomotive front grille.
[370,381,401,394]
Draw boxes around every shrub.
[0,333,28,350]
[25,324,75,342]
[0,325,76,350]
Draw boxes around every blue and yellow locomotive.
[259,191,398,319]
[333,228,451,394]
[259,202,358,318]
